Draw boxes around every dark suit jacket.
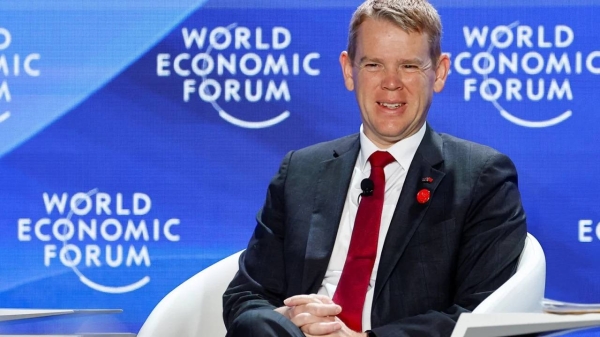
[223,125,527,337]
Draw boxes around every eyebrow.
[358,56,425,65]
[358,56,384,64]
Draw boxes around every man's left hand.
[303,316,367,337]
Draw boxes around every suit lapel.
[302,136,360,293]
[373,125,446,303]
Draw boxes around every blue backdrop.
[1,0,600,334]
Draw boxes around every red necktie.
[333,151,396,332]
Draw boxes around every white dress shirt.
[317,123,426,330]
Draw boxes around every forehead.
[354,18,431,60]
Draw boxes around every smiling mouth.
[378,102,405,109]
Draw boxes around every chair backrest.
[472,233,546,313]
[137,251,242,337]
[138,233,545,336]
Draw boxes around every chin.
[379,127,409,138]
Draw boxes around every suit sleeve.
[222,151,293,329]
[370,152,527,337]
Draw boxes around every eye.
[362,63,383,71]
[401,64,421,72]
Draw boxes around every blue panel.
[1,0,600,334]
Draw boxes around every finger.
[289,312,336,327]
[301,321,342,335]
[312,294,334,304]
[284,295,320,306]
[288,302,341,318]
[274,305,293,319]
[311,294,333,304]
[284,294,327,306]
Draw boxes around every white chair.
[137,251,242,337]
[473,233,546,313]
[138,233,545,336]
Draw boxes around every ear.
[340,51,355,91]
[433,53,450,93]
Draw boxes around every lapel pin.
[421,177,433,183]
[416,189,431,204]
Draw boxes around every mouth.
[377,102,406,109]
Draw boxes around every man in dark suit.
[223,0,526,336]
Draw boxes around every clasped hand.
[274,294,366,337]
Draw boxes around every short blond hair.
[347,0,442,62]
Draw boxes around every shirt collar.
[358,123,426,171]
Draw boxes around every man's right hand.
[274,294,343,335]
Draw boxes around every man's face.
[340,18,449,148]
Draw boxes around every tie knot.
[368,151,395,168]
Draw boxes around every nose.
[380,69,403,91]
